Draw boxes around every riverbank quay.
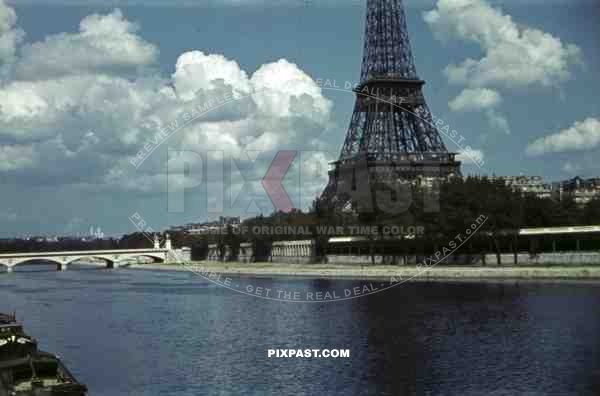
[129,262,600,281]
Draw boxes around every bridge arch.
[7,257,65,271]
[118,253,165,264]
[63,253,165,268]
[127,253,165,262]
[63,256,116,268]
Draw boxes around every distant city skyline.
[0,0,598,236]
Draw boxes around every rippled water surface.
[1,266,600,395]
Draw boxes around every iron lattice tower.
[321,0,461,208]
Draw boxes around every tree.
[583,198,600,225]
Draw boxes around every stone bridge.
[0,248,171,272]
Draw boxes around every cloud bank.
[526,118,600,156]
[424,0,581,136]
[0,1,332,198]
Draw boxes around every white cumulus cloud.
[526,117,600,156]
[424,0,581,89]
[15,9,158,80]
[0,0,24,74]
[250,58,331,122]
[425,0,580,138]
[448,88,501,112]
[0,1,333,212]
[172,51,251,101]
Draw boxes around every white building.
[487,176,553,199]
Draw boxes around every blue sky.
[0,0,598,237]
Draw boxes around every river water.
[1,266,600,395]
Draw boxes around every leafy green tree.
[583,198,600,225]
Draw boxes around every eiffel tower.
[321,0,461,210]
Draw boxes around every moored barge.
[0,313,87,396]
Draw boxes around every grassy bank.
[129,262,600,281]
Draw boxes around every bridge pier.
[6,266,13,273]
[57,263,67,271]
[106,261,119,269]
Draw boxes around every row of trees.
[181,177,600,264]
[3,177,599,263]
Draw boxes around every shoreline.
[128,262,600,282]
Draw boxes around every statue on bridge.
[153,233,172,250]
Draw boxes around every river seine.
[2,266,600,395]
